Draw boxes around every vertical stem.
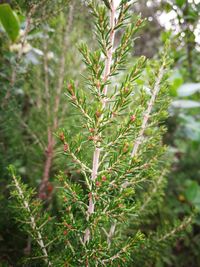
[39,29,52,198]
[107,63,166,246]
[39,5,74,197]
[84,1,116,244]
[53,3,74,130]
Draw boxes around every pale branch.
[54,3,74,130]
[107,62,166,237]
[11,172,52,266]
[18,116,45,151]
[84,0,117,244]
[102,241,132,264]
[67,150,92,173]
[107,221,116,248]
[157,216,192,243]
[131,64,165,158]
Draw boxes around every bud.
[96,181,101,187]
[89,128,95,133]
[136,19,142,27]
[63,230,68,236]
[124,87,129,93]
[95,110,101,118]
[47,183,53,193]
[130,115,136,122]
[59,132,65,142]
[64,143,69,152]
[101,175,107,182]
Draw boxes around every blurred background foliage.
[0,0,199,266]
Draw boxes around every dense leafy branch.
[9,166,53,266]
[8,1,195,266]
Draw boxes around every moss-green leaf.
[0,4,20,42]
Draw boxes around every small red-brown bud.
[95,111,101,118]
[124,87,129,93]
[67,83,74,94]
[63,143,69,152]
[88,192,92,198]
[47,183,53,193]
[96,181,101,187]
[59,132,65,142]
[136,19,142,27]
[63,230,68,236]
[101,176,107,182]
[89,128,95,133]
[130,115,136,122]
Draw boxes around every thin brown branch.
[39,5,74,197]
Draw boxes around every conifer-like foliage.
[10,1,193,266]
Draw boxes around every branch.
[83,0,116,244]
[157,216,192,243]
[131,64,165,158]
[40,5,75,196]
[10,169,52,266]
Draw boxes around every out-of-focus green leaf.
[175,0,185,7]
[171,100,200,109]
[0,4,20,42]
[185,180,200,210]
[178,83,200,97]
[185,181,199,202]
[169,70,183,96]
[179,114,200,141]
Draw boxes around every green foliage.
[0,4,20,42]
[7,1,195,266]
